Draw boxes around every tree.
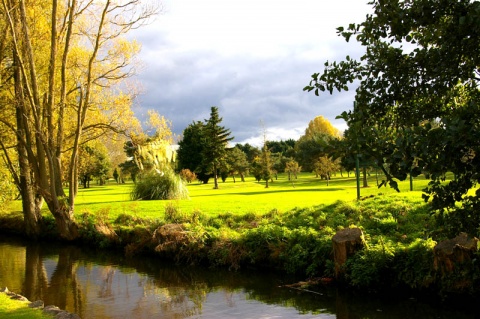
[112,168,119,183]
[295,132,336,172]
[305,0,480,235]
[78,141,111,188]
[295,116,341,172]
[224,147,249,182]
[202,106,234,189]
[304,116,342,139]
[0,0,159,240]
[285,160,301,181]
[235,143,261,163]
[176,121,211,183]
[0,161,17,210]
[266,139,296,158]
[259,130,273,188]
[313,156,340,186]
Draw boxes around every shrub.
[131,167,189,200]
[165,202,186,223]
[179,168,197,183]
[347,236,396,288]
[393,238,436,289]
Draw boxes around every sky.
[129,0,371,146]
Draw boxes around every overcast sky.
[129,0,371,146]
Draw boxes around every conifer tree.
[203,106,234,189]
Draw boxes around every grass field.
[6,172,432,222]
[0,293,51,319]
[6,171,479,296]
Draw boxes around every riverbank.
[1,194,479,302]
[0,287,79,319]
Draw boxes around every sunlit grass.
[68,172,432,220]
[0,293,51,319]
[6,171,434,222]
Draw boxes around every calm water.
[0,234,475,319]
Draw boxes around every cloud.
[128,0,370,144]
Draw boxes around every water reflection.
[0,234,475,319]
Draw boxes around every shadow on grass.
[77,191,130,197]
[75,199,132,207]
[192,187,346,197]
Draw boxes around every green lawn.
[0,293,52,319]
[11,172,430,221]
[7,172,433,222]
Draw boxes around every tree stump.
[332,227,365,279]
[433,232,478,275]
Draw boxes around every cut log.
[433,232,478,275]
[332,227,365,279]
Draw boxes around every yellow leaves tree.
[0,0,160,240]
[304,115,342,139]
[296,115,341,173]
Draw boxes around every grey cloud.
[132,38,362,144]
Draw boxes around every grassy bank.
[2,172,479,298]
[0,293,52,319]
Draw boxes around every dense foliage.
[305,0,480,236]
[131,166,189,200]
[177,121,211,183]
[74,194,478,297]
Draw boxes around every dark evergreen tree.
[235,143,261,163]
[203,106,234,189]
[176,121,211,184]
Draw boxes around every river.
[0,234,475,318]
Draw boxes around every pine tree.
[203,106,234,189]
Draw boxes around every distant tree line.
[175,114,367,188]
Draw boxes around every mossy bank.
[1,195,479,302]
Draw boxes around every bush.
[347,237,396,288]
[179,168,197,183]
[131,167,189,200]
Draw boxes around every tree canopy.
[305,0,480,235]
[0,0,159,239]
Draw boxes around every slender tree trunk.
[213,164,219,189]
[13,35,42,238]
[362,167,368,188]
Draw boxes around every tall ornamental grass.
[131,167,189,200]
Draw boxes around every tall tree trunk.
[362,167,368,188]
[13,33,42,238]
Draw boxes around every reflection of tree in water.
[224,290,236,308]
[128,268,209,318]
[46,246,84,316]
[98,266,115,299]
[23,243,49,302]
[2,237,475,319]
[13,241,85,317]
